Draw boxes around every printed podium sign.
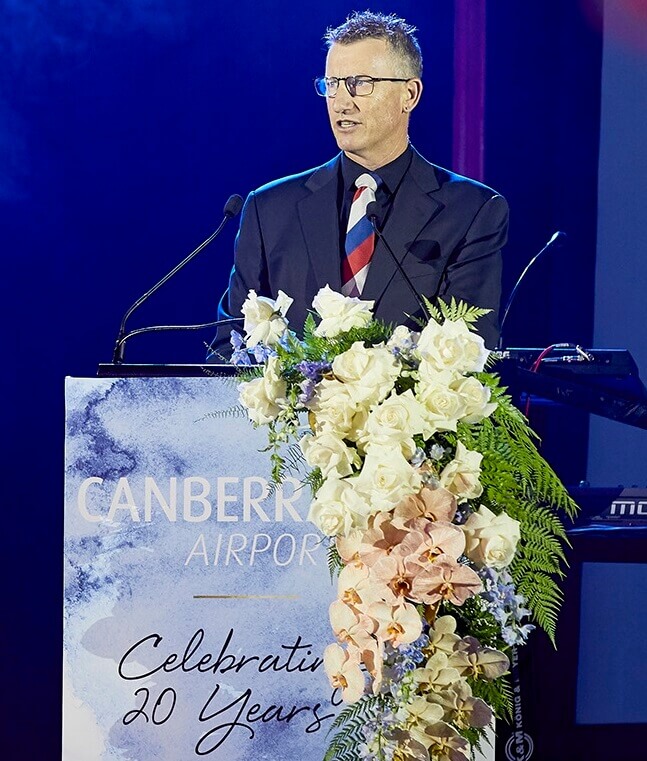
[64,377,337,761]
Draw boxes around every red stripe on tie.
[345,234,375,274]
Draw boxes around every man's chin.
[334,135,358,153]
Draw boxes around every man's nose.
[332,82,356,111]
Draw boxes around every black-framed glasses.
[314,75,411,98]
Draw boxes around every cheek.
[368,100,403,132]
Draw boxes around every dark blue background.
[2,1,613,757]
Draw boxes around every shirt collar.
[340,145,413,195]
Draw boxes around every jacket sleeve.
[438,193,509,349]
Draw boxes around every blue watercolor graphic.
[64,377,337,760]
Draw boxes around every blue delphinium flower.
[230,330,252,366]
[383,632,429,687]
[296,359,331,381]
[294,360,331,405]
[479,567,535,645]
[359,713,400,761]
[251,343,276,363]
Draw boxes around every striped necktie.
[341,172,381,297]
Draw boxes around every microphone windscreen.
[223,194,244,218]
[366,200,382,226]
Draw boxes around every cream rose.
[332,342,400,407]
[462,505,521,569]
[358,390,427,457]
[416,365,466,434]
[309,378,363,437]
[300,432,360,479]
[308,477,372,536]
[241,289,292,347]
[439,441,483,503]
[417,318,489,373]
[238,356,287,425]
[312,285,374,337]
[451,376,497,424]
[354,445,422,511]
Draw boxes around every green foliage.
[460,725,488,759]
[468,674,513,723]
[458,373,579,643]
[324,695,390,761]
[194,405,248,422]
[236,365,264,382]
[302,318,394,364]
[263,408,301,484]
[327,542,343,581]
[444,597,504,650]
[515,572,564,644]
[304,466,324,496]
[423,296,492,327]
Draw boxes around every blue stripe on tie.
[345,215,374,255]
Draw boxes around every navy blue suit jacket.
[213,148,508,352]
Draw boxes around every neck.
[344,138,410,172]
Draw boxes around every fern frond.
[324,695,389,761]
[468,674,513,722]
[303,467,324,496]
[194,405,248,422]
[515,572,564,644]
[433,296,492,325]
[421,296,443,324]
[327,542,343,581]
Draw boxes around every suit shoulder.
[433,164,506,204]
[413,150,505,204]
[250,156,339,204]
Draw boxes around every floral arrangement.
[233,286,577,761]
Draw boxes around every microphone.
[112,194,244,363]
[112,316,244,363]
[366,201,431,322]
[497,230,566,350]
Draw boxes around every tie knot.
[355,172,381,192]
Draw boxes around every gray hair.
[324,10,423,78]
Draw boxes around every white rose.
[241,289,293,347]
[312,285,374,337]
[416,365,466,434]
[358,390,427,458]
[332,342,400,407]
[300,432,360,479]
[309,378,363,437]
[462,505,521,569]
[308,477,372,536]
[451,376,497,424]
[439,441,483,503]
[354,445,422,512]
[238,356,287,425]
[417,319,489,373]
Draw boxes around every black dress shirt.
[338,146,413,256]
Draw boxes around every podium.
[64,374,337,760]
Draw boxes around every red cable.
[524,343,576,418]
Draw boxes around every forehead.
[325,38,397,75]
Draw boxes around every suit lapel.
[362,150,445,304]
[297,155,342,292]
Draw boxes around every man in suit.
[211,11,508,354]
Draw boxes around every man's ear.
[403,78,423,113]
